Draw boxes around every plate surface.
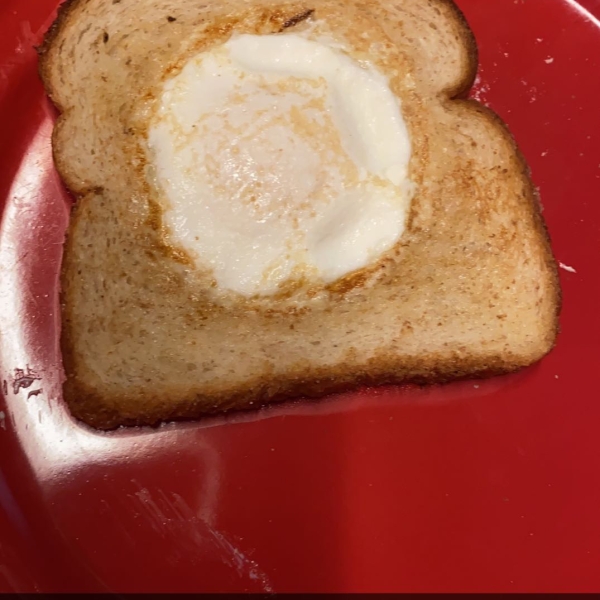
[1,0,600,593]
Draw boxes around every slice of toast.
[39,0,560,430]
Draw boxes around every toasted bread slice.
[39,0,560,430]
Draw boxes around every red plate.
[1,0,600,593]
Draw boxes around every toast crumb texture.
[38,0,561,429]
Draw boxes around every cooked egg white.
[147,32,413,296]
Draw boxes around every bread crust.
[65,351,546,430]
[39,0,560,430]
